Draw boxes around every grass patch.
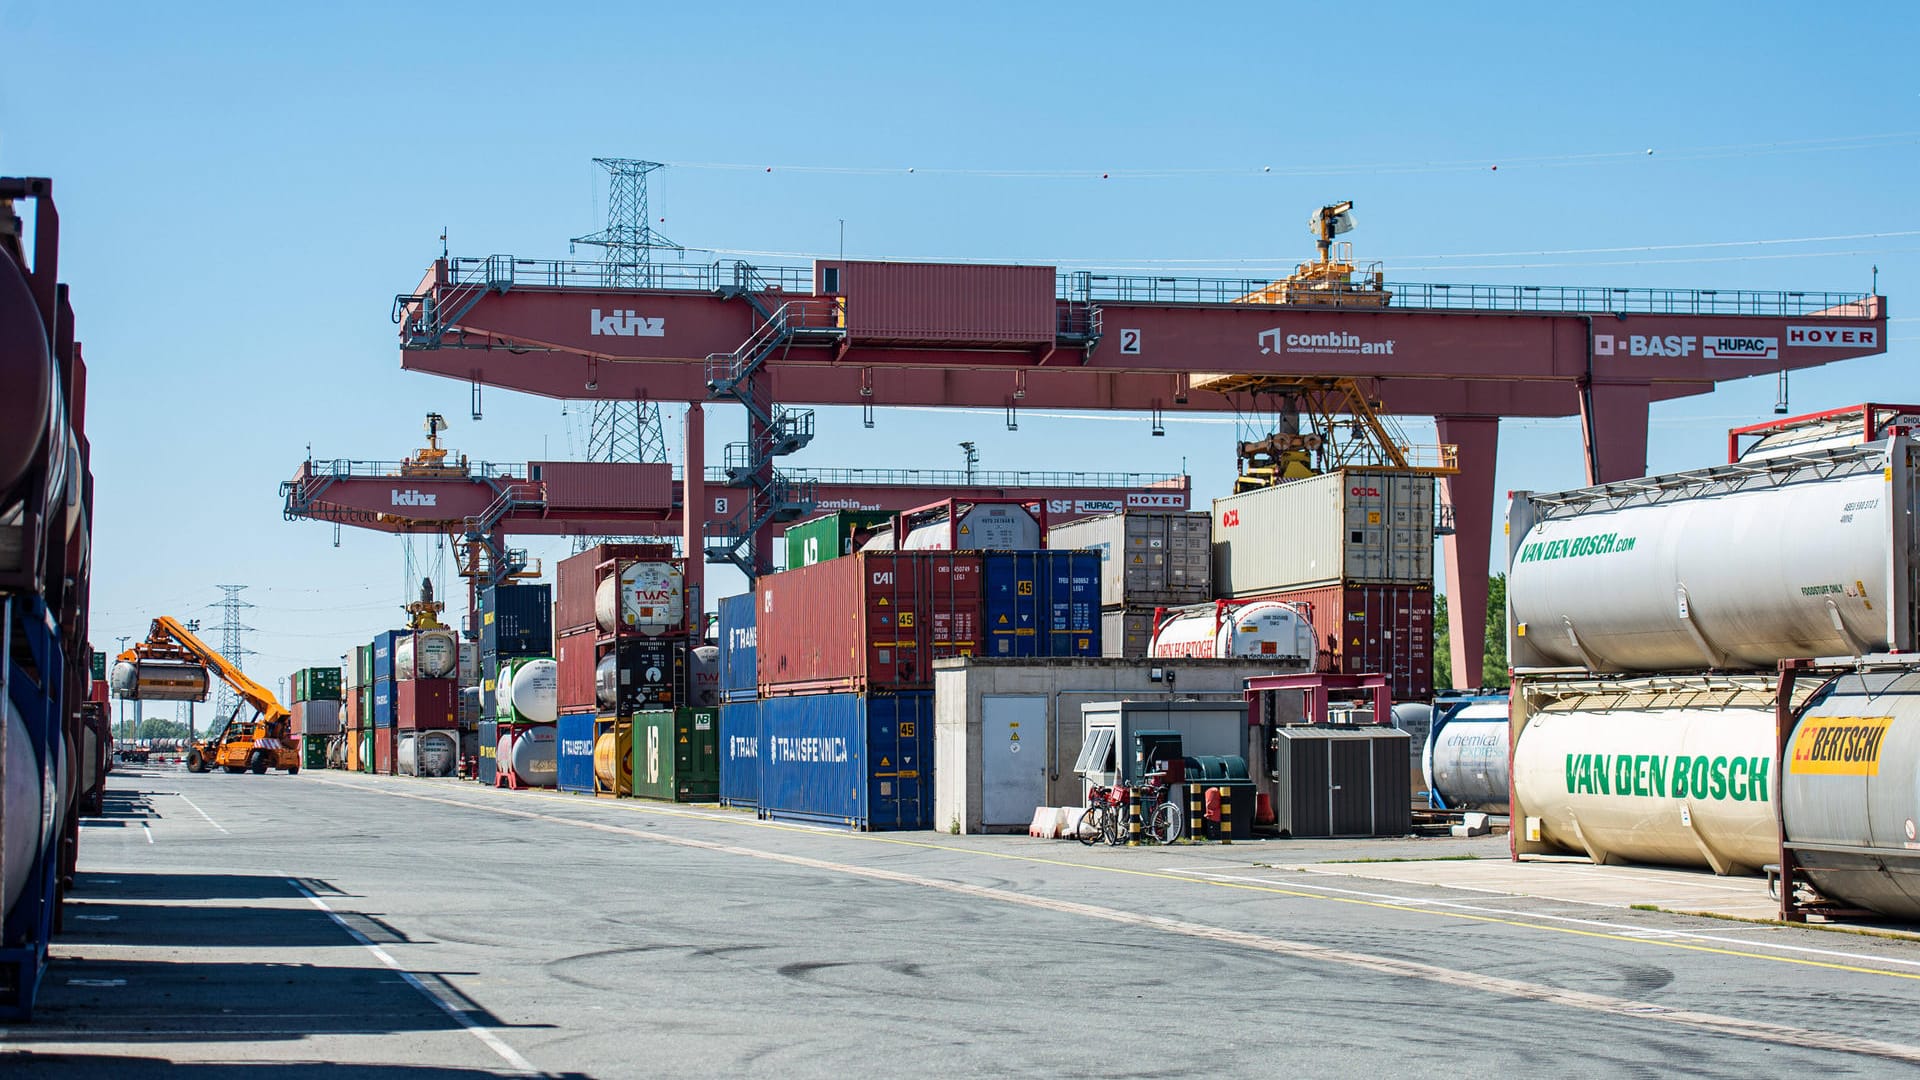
[1320,854,1485,865]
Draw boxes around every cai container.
[757,691,934,831]
[757,552,984,696]
[982,550,1101,658]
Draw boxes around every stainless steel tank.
[499,657,557,724]
[689,645,720,708]
[1508,439,1917,673]
[397,629,458,679]
[1782,666,1920,918]
[1424,701,1511,813]
[505,724,558,786]
[398,730,459,778]
[108,660,210,702]
[0,248,53,502]
[594,562,686,636]
[3,697,45,915]
[1149,601,1316,665]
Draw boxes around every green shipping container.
[91,651,107,681]
[354,645,374,689]
[293,666,343,703]
[631,707,719,802]
[783,511,895,570]
[303,734,329,770]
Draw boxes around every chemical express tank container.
[1423,699,1511,813]
[396,629,458,679]
[1510,674,1799,875]
[1148,601,1316,666]
[496,657,558,725]
[595,561,687,636]
[1782,664,1920,919]
[108,660,210,702]
[1508,438,1918,674]
[398,730,459,777]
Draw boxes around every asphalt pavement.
[6,765,1920,1078]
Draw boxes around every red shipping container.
[555,542,677,635]
[397,678,457,729]
[757,552,984,696]
[816,261,1056,346]
[528,461,673,511]
[555,628,599,714]
[1248,583,1434,702]
[375,726,395,775]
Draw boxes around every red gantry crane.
[387,204,1889,688]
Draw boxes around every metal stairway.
[461,480,545,585]
[392,255,516,348]
[701,288,845,577]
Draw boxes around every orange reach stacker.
[113,617,300,774]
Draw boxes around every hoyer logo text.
[589,309,666,337]
[1259,328,1396,356]
[1788,325,1879,348]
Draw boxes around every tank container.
[1149,601,1316,666]
[398,730,458,777]
[1423,699,1510,813]
[594,561,687,637]
[396,630,458,680]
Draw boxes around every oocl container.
[1148,601,1316,666]
[1213,469,1436,596]
[719,701,760,808]
[556,713,599,794]
[982,550,1101,658]
[1508,438,1918,673]
[397,629,458,680]
[397,729,458,777]
[757,691,933,830]
[631,707,719,802]
[594,561,687,637]
[757,552,984,696]
[717,592,758,703]
[1512,676,1780,875]
[1423,698,1510,813]
[1046,510,1212,608]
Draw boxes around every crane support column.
[1435,416,1499,690]
[682,402,706,613]
[1582,381,1653,484]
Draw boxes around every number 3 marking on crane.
[1119,328,1142,354]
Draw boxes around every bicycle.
[1077,785,1125,846]
[1140,780,1184,845]
[1077,782,1183,846]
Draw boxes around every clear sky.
[4,1,1915,700]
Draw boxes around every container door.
[1329,739,1375,836]
[680,707,719,799]
[981,695,1048,827]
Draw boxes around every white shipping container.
[1099,608,1158,659]
[1212,469,1435,596]
[1048,510,1212,608]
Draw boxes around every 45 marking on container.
[1119,328,1143,355]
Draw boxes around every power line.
[209,585,255,723]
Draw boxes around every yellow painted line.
[309,776,1920,984]
[306,775,1920,1064]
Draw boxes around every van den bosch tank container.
[757,691,934,830]
[757,552,984,696]
[595,561,687,637]
[476,720,498,785]
[718,592,758,703]
[481,583,552,660]
[374,727,395,775]
[1508,438,1918,673]
[398,730,458,778]
[556,713,599,794]
[372,680,395,728]
[1511,675,1785,875]
[1213,469,1435,596]
[983,551,1101,658]
[109,660,209,702]
[1047,510,1213,608]
[1248,582,1434,703]
[1782,665,1920,919]
[720,701,760,807]
[631,707,719,802]
[396,629,458,680]
[1423,699,1510,813]
[291,700,343,737]
[786,511,895,569]
[397,679,455,729]
[1149,600,1316,666]
[596,641,678,714]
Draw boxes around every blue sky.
[3,2,1914,699]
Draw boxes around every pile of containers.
[289,665,342,773]
[345,645,371,772]
[784,510,894,569]
[717,592,760,810]
[1210,469,1437,700]
[479,582,554,788]
[1049,509,1213,659]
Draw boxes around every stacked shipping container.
[1048,511,1212,659]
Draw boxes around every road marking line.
[173,793,229,834]
[141,822,153,844]
[287,879,540,1077]
[302,780,1920,1066]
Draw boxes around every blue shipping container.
[371,629,410,684]
[719,700,760,808]
[757,691,933,830]
[717,593,758,704]
[983,551,1102,658]
[481,584,553,660]
[372,678,395,728]
[555,712,598,794]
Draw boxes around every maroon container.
[814,261,1056,346]
[375,726,395,775]
[555,542,676,635]
[1245,583,1434,702]
[757,552,984,696]
[397,678,457,729]
[555,628,599,714]
[528,461,673,510]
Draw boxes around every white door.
[981,695,1048,827]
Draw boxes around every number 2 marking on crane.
[1120,329,1142,354]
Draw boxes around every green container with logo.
[354,645,375,689]
[293,666,343,703]
[783,511,895,570]
[303,734,329,771]
[631,707,719,802]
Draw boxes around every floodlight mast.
[1310,200,1356,262]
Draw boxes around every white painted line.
[1177,870,1920,972]
[173,793,229,834]
[141,822,153,844]
[288,879,540,1077]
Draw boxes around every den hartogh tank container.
[1508,438,1918,673]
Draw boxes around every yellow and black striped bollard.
[1187,785,1205,844]
[1127,788,1143,847]
[1219,786,1234,845]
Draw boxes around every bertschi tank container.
[1782,664,1920,919]
[1422,699,1510,812]
[396,629,458,680]
[1046,510,1212,608]
[1508,438,1918,673]
[594,561,687,637]
[1148,601,1316,666]
[397,730,458,777]
[1510,674,1804,875]
[1213,469,1436,596]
